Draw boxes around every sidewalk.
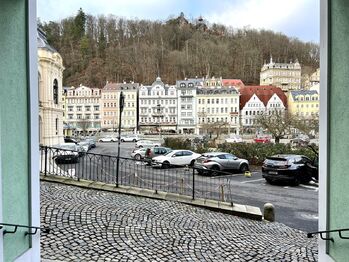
[40,181,318,261]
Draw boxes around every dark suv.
[262,154,318,186]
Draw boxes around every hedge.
[163,137,318,165]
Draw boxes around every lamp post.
[116,91,125,187]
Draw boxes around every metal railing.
[40,146,235,203]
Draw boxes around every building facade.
[64,85,101,135]
[101,82,139,131]
[196,86,240,135]
[287,90,319,119]
[38,28,65,145]
[239,86,287,132]
[176,78,202,134]
[139,77,178,133]
[260,57,301,91]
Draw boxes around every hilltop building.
[260,57,301,91]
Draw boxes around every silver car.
[131,148,147,160]
[195,152,249,175]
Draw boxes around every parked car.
[291,134,310,146]
[225,135,243,143]
[136,140,161,148]
[52,143,80,164]
[145,147,172,164]
[262,154,318,186]
[84,138,96,149]
[195,152,249,175]
[131,148,147,160]
[78,141,90,153]
[254,136,271,143]
[64,137,78,144]
[98,136,117,142]
[152,150,201,168]
[120,134,140,142]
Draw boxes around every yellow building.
[287,90,319,118]
[260,57,301,91]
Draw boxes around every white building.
[239,86,287,132]
[196,86,240,135]
[38,29,64,145]
[176,78,202,134]
[139,77,178,133]
[260,57,301,91]
[64,85,101,135]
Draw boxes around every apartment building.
[101,82,139,131]
[287,90,319,118]
[139,77,178,133]
[260,57,301,91]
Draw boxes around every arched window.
[53,79,58,104]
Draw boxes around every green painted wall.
[328,0,349,260]
[0,0,31,261]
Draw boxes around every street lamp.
[157,104,162,143]
[116,91,125,187]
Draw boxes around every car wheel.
[239,164,249,173]
[139,145,143,148]
[292,178,300,186]
[135,154,141,161]
[155,145,159,147]
[162,161,170,169]
[133,139,136,142]
[121,139,125,142]
[210,165,220,176]
[265,178,274,185]
[189,160,195,167]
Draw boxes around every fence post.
[192,167,195,200]
[44,146,48,176]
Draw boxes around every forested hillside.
[39,9,319,87]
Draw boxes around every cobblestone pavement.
[40,181,318,261]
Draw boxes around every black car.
[64,137,78,144]
[262,154,318,186]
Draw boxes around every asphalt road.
[51,141,318,233]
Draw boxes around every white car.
[131,148,147,160]
[98,136,117,142]
[120,135,140,142]
[136,140,161,148]
[152,150,201,168]
[225,135,243,143]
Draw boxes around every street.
[49,141,318,233]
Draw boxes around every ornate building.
[38,29,65,145]
[260,57,301,91]
[64,85,101,135]
[139,77,178,133]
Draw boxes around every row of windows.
[198,107,238,114]
[140,91,176,96]
[263,71,301,77]
[66,98,99,104]
[68,105,99,111]
[140,108,177,114]
[103,120,135,125]
[181,112,193,117]
[139,99,176,105]
[296,104,319,108]
[67,90,100,97]
[296,112,319,117]
[104,111,135,116]
[295,96,319,101]
[68,114,100,120]
[140,117,177,123]
[198,117,238,124]
[103,93,135,100]
[103,102,135,108]
[198,98,238,104]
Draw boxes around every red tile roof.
[222,79,245,88]
[239,85,287,109]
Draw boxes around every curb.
[40,174,262,221]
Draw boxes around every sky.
[37,0,319,43]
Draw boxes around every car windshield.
[163,150,173,156]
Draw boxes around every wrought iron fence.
[40,146,235,203]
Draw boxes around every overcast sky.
[38,0,319,43]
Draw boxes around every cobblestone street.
[41,181,318,261]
